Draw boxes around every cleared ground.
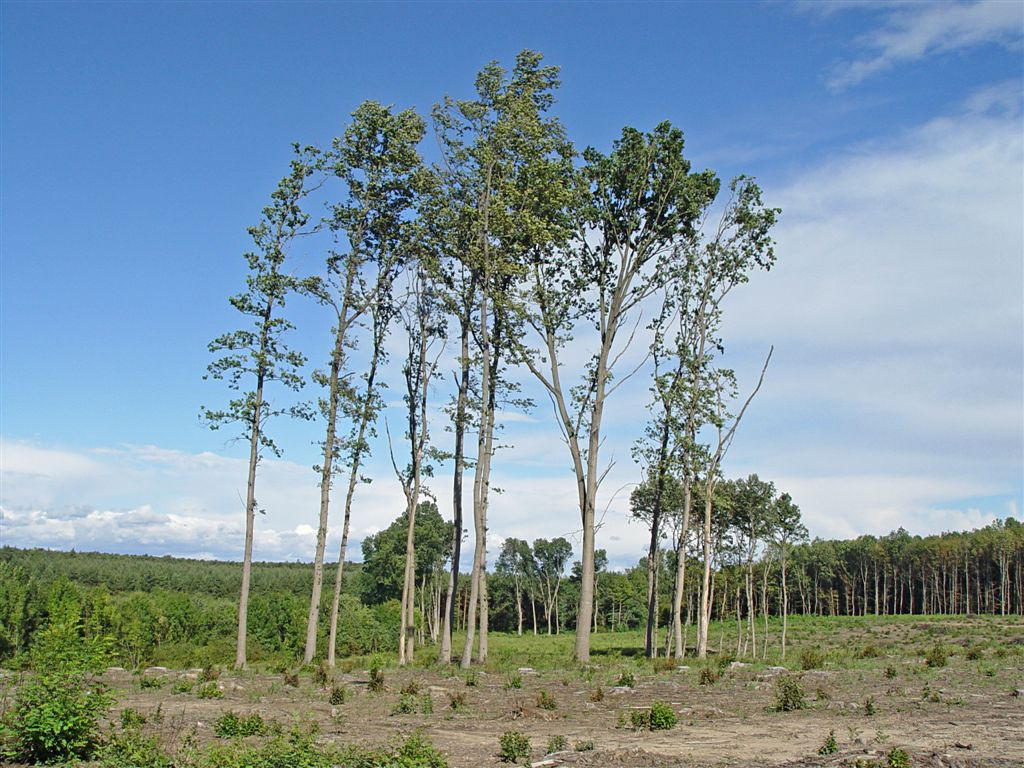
[9,614,1024,767]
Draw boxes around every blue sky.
[2,1,1021,566]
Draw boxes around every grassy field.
[2,614,1023,767]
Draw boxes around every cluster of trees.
[2,515,1021,669]
[203,48,781,669]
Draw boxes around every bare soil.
[104,646,1023,768]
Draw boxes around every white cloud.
[825,1,1023,89]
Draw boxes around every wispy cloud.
[823,1,1022,90]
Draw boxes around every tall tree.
[495,538,534,636]
[770,491,807,658]
[202,145,319,669]
[521,122,717,661]
[389,267,445,665]
[302,102,425,665]
[431,50,573,667]
[533,537,572,635]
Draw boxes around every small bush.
[447,691,466,711]
[329,684,346,705]
[504,672,523,690]
[925,645,948,668]
[884,664,898,679]
[464,670,478,687]
[716,651,737,671]
[420,694,433,715]
[173,679,194,694]
[213,711,266,738]
[648,701,677,730]
[574,739,595,752]
[401,679,422,696]
[818,729,839,755]
[814,686,831,702]
[200,665,220,682]
[368,658,386,692]
[800,647,826,670]
[546,734,568,753]
[699,666,719,686]
[537,689,557,710]
[498,730,530,763]
[589,686,604,702]
[196,681,223,699]
[138,675,165,690]
[965,646,983,661]
[859,644,882,659]
[616,671,635,688]
[283,671,300,688]
[392,693,417,715]
[887,747,911,768]
[863,696,876,716]
[120,708,147,728]
[653,656,677,673]
[1,623,112,765]
[97,724,171,768]
[312,661,330,688]
[630,708,651,730]
[772,674,806,712]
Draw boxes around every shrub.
[392,693,417,715]
[863,696,876,716]
[498,730,530,763]
[589,686,604,702]
[715,650,737,671]
[648,701,677,730]
[283,671,300,688]
[329,684,346,705]
[887,747,911,768]
[120,708,147,728]
[200,665,220,682]
[546,734,568,753]
[173,679,194,694]
[772,674,806,712]
[884,664,898,679]
[799,647,826,670]
[1,622,112,764]
[698,666,719,686]
[504,672,523,690]
[213,711,265,738]
[420,694,433,715]
[653,656,677,673]
[818,729,839,755]
[574,739,595,752]
[196,681,223,699]
[368,657,386,692]
[447,691,466,711]
[138,675,165,690]
[925,645,948,668]
[401,679,422,696]
[965,645,983,661]
[312,661,330,688]
[858,644,882,659]
[537,689,557,710]
[616,671,635,688]
[630,708,651,730]
[814,686,831,702]
[464,670,478,687]
[97,724,171,768]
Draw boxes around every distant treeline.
[1,516,1021,668]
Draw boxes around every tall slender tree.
[302,102,425,665]
[202,145,320,669]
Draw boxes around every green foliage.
[329,684,346,705]
[863,695,876,716]
[648,701,678,730]
[652,656,678,673]
[616,670,635,688]
[420,693,433,715]
[772,674,806,712]
[629,708,651,730]
[120,708,147,728]
[699,666,719,686]
[498,730,530,763]
[887,747,910,768]
[97,724,171,768]
[392,693,417,715]
[546,735,567,753]
[574,739,595,752]
[504,672,523,690]
[195,681,223,699]
[925,645,948,668]
[401,678,422,695]
[818,730,838,755]
[360,503,453,605]
[312,661,330,688]
[173,679,195,694]
[799,646,825,670]
[446,691,466,711]
[964,645,983,661]
[464,669,478,687]
[368,656,386,692]
[536,689,556,710]
[859,644,882,659]
[1,621,112,764]
[213,711,266,738]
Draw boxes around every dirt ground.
[103,644,1023,768]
